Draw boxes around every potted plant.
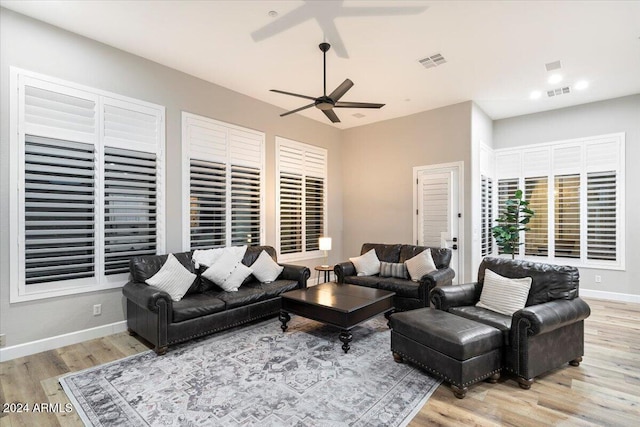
[492,189,534,259]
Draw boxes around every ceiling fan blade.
[328,79,354,102]
[271,89,317,101]
[334,101,385,109]
[280,103,316,117]
[323,109,341,123]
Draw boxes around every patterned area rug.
[60,316,440,426]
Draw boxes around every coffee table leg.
[339,329,352,353]
[279,310,291,332]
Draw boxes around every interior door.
[415,164,461,284]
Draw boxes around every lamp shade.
[319,237,332,251]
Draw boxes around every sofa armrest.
[420,267,455,289]
[122,281,173,313]
[279,264,311,289]
[512,297,591,337]
[334,261,356,283]
[430,282,479,311]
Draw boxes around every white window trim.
[493,132,625,271]
[9,67,166,303]
[275,136,328,262]
[181,112,266,251]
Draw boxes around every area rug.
[60,316,441,426]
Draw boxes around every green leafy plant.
[492,189,534,259]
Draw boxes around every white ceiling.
[2,0,639,129]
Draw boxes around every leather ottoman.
[390,308,502,398]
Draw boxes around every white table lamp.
[319,237,332,267]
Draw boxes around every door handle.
[452,244,458,250]
[453,237,458,242]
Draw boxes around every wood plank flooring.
[1,298,638,426]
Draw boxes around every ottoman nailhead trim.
[395,350,501,387]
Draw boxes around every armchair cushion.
[476,269,531,316]
[449,306,512,345]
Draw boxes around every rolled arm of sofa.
[420,267,455,289]
[279,264,311,289]
[512,297,591,337]
[122,281,173,313]
[334,261,356,283]
[430,282,479,311]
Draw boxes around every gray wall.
[0,9,343,346]
[341,101,474,282]
[494,94,640,296]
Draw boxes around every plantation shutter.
[480,175,493,257]
[184,114,264,250]
[24,136,96,284]
[279,145,304,254]
[304,149,326,252]
[104,148,157,274]
[524,177,548,257]
[554,174,581,258]
[586,172,617,261]
[496,178,520,255]
[418,173,451,247]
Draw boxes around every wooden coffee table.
[279,282,395,353]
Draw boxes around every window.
[493,134,625,269]
[182,113,264,250]
[496,178,520,256]
[480,175,493,257]
[276,137,327,261]
[10,68,165,302]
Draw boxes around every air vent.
[352,113,365,118]
[547,86,571,97]
[545,60,562,72]
[419,53,447,69]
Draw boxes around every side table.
[314,265,334,285]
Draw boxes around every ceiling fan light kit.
[271,43,385,123]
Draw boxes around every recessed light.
[574,80,589,90]
[530,90,542,100]
[548,74,563,84]
[268,10,278,17]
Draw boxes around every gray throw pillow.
[379,262,409,279]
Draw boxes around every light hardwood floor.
[1,298,639,426]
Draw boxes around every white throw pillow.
[349,249,381,276]
[222,262,254,291]
[192,248,225,269]
[404,249,437,281]
[476,269,532,316]
[251,250,284,283]
[201,246,249,291]
[145,253,197,302]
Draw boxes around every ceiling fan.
[271,42,385,123]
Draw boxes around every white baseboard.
[580,288,640,304]
[0,321,127,362]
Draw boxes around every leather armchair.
[431,257,591,389]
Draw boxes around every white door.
[414,163,462,284]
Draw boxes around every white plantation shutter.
[12,68,165,302]
[104,147,157,274]
[24,136,96,284]
[587,172,617,261]
[496,178,520,255]
[554,174,581,259]
[524,177,548,257]
[276,137,327,258]
[480,175,493,257]
[183,113,264,250]
[419,173,451,247]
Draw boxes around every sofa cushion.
[244,280,299,298]
[478,257,579,306]
[145,254,197,302]
[344,276,419,299]
[361,243,402,263]
[405,249,437,281]
[216,286,267,309]
[350,249,381,276]
[476,269,531,316]
[172,293,226,323]
[380,262,409,279]
[449,306,512,345]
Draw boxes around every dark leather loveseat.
[431,256,591,389]
[123,246,310,355]
[335,243,455,311]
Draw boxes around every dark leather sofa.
[431,256,591,389]
[123,246,310,355]
[334,243,455,311]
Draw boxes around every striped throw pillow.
[146,253,197,302]
[404,249,437,281]
[476,269,532,316]
[380,262,409,279]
